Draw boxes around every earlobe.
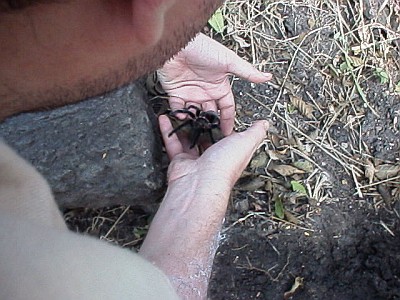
[131,0,176,46]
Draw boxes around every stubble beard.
[40,1,222,109]
[1,1,223,119]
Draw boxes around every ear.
[131,0,176,46]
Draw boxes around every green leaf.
[328,64,340,77]
[208,8,225,33]
[133,226,149,239]
[287,103,296,114]
[395,81,400,93]
[375,67,389,84]
[291,180,307,195]
[274,196,285,219]
[339,61,351,72]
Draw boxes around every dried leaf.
[377,184,393,207]
[266,149,283,161]
[291,174,303,181]
[252,202,263,211]
[271,164,305,177]
[284,277,304,300]
[294,135,305,152]
[293,160,314,173]
[284,211,300,224]
[307,18,315,28]
[364,160,375,184]
[239,170,253,178]
[289,95,314,118]
[283,81,297,94]
[349,56,363,67]
[291,180,307,195]
[276,148,289,156]
[250,151,268,169]
[286,137,297,147]
[274,196,285,219]
[237,176,266,191]
[270,134,282,148]
[265,180,273,193]
[375,164,400,180]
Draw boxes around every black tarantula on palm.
[165,105,223,149]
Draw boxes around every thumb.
[200,120,269,183]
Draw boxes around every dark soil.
[209,200,400,300]
[208,78,400,300]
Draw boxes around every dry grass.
[212,0,400,228]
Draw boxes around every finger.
[168,96,186,112]
[201,100,218,112]
[186,102,201,110]
[222,121,269,164]
[202,120,269,182]
[159,115,183,159]
[227,55,273,83]
[168,97,190,120]
[217,91,236,136]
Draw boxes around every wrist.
[167,166,233,201]
[140,171,231,256]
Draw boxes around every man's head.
[0,0,223,119]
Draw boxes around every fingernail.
[262,120,269,131]
[263,72,273,79]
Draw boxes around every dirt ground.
[66,0,400,299]
[207,1,400,298]
[208,80,400,300]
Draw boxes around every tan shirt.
[0,141,178,300]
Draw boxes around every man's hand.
[160,115,269,187]
[139,116,269,299]
[158,33,272,136]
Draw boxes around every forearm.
[139,175,231,299]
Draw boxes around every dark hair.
[1,0,53,11]
[2,0,33,9]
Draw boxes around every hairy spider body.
[167,105,222,148]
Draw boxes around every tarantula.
[166,105,222,148]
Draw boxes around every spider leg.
[208,129,216,144]
[186,105,201,117]
[189,129,202,149]
[168,108,196,119]
[168,119,193,137]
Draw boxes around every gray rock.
[0,81,166,209]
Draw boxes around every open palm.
[158,33,272,136]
